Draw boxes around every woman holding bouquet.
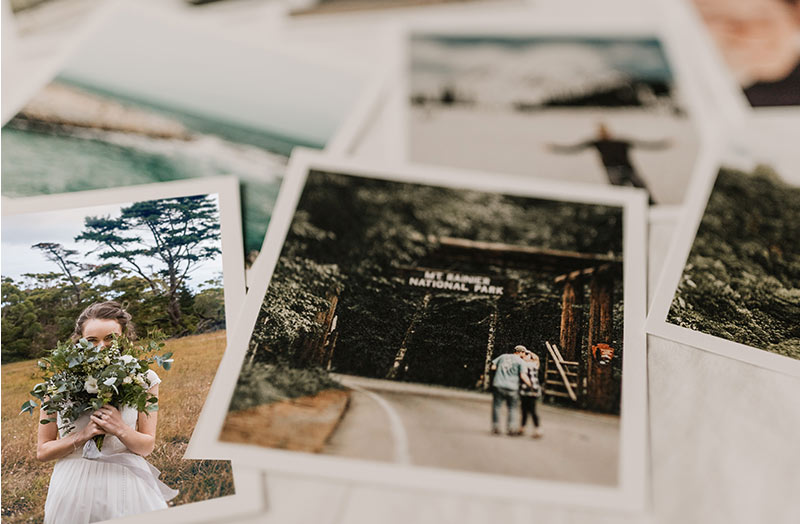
[36,301,177,524]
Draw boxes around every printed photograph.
[1,187,243,523]
[692,0,800,107]
[667,146,800,362]
[220,166,636,488]
[407,32,701,206]
[289,0,511,16]
[1,5,367,261]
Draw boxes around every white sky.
[59,6,365,146]
[1,198,223,290]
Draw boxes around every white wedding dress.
[43,370,178,524]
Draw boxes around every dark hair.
[72,301,137,343]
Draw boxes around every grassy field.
[1,330,234,523]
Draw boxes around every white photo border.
[646,137,800,378]
[1,177,266,523]
[190,149,650,513]
[388,16,716,214]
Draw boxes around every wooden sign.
[398,267,512,296]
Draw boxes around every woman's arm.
[36,405,105,462]
[92,383,159,457]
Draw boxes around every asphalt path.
[323,375,620,485]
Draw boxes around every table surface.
[3,1,799,523]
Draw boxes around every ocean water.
[0,79,319,256]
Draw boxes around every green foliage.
[1,278,43,361]
[669,166,800,357]
[20,335,173,439]
[229,362,342,411]
[76,195,221,331]
[1,272,224,362]
[238,171,625,401]
[247,257,344,362]
[1,195,226,362]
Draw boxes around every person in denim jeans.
[490,345,532,435]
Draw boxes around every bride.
[36,301,178,523]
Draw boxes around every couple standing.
[490,345,542,438]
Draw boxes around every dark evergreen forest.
[668,165,800,359]
[233,171,625,411]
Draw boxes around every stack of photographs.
[0,3,376,523]
[2,0,798,523]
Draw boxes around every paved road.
[323,375,620,485]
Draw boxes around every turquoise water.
[0,75,324,256]
[59,76,323,157]
[2,127,281,255]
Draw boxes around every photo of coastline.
[407,33,701,206]
[1,6,368,260]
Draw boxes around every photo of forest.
[668,164,800,360]
[1,194,234,523]
[222,170,629,485]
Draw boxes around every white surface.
[4,0,800,522]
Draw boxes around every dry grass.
[221,388,350,452]
[1,330,234,523]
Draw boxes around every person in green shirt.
[490,345,532,435]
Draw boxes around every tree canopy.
[1,196,225,363]
[76,196,221,330]
[235,171,625,413]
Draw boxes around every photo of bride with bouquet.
[22,302,179,523]
[1,180,246,524]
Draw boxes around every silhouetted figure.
[440,87,457,105]
[548,124,671,204]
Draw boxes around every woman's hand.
[78,419,106,442]
[91,405,128,439]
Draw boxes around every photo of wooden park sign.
[403,268,512,296]
[393,237,623,413]
[296,236,623,414]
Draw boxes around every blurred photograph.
[2,4,369,261]
[198,153,648,510]
[405,31,701,206]
[289,0,512,16]
[665,142,800,368]
[0,179,251,523]
[692,0,800,107]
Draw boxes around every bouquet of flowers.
[20,334,173,451]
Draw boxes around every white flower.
[120,355,137,365]
[84,377,99,394]
[103,377,117,386]
[104,357,111,365]
[134,375,147,387]
[122,376,132,384]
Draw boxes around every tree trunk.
[559,277,583,362]
[386,293,431,380]
[167,294,182,331]
[586,272,615,412]
[480,300,499,390]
